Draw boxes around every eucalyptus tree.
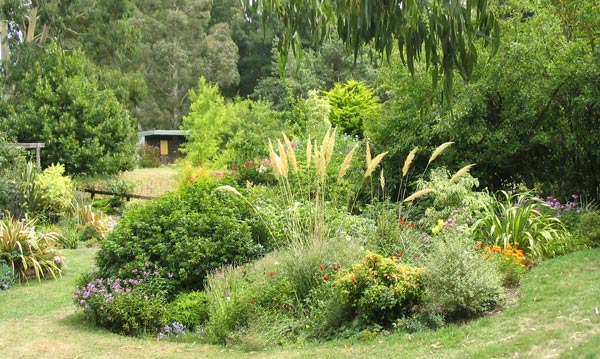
[245,0,500,98]
[132,0,239,129]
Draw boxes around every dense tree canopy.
[0,44,136,175]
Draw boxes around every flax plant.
[473,191,570,260]
[0,214,63,281]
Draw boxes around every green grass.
[1,248,599,358]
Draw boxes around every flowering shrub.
[158,322,186,340]
[537,194,586,230]
[73,263,171,335]
[335,252,426,326]
[481,243,528,286]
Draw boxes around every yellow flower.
[432,226,441,235]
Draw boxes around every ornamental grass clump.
[0,214,63,281]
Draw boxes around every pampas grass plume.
[450,164,475,183]
[428,142,454,165]
[402,146,418,177]
[403,188,435,202]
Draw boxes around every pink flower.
[244,160,253,167]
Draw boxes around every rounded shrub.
[335,252,426,327]
[96,176,272,294]
[424,237,505,321]
[166,291,210,329]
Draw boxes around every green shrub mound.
[425,238,505,320]
[96,177,272,294]
[166,291,210,329]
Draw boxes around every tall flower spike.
[325,127,336,166]
[402,146,418,177]
[428,142,454,165]
[337,145,357,182]
[380,169,385,191]
[277,139,289,179]
[364,150,388,178]
[450,164,475,183]
[282,133,298,175]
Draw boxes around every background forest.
[1,0,597,200]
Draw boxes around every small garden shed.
[138,130,188,164]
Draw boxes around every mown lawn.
[1,248,599,358]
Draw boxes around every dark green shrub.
[577,211,600,246]
[166,291,210,329]
[424,237,505,321]
[335,252,426,327]
[96,177,272,294]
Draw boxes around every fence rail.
[82,188,155,201]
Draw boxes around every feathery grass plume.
[324,127,337,166]
[402,146,419,177]
[268,139,281,180]
[306,135,312,170]
[450,164,476,183]
[403,188,436,202]
[216,185,242,196]
[337,145,357,182]
[283,133,298,175]
[428,142,454,165]
[379,169,385,191]
[364,151,388,178]
[277,139,289,179]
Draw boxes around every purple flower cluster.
[73,262,165,315]
[540,195,582,214]
[158,322,186,339]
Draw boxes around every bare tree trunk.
[25,6,38,43]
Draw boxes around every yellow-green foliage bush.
[335,252,426,326]
[34,163,74,218]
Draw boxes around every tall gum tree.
[245,0,500,98]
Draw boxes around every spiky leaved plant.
[0,214,63,281]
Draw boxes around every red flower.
[319,264,324,271]
[231,165,237,171]
[269,271,275,277]
[250,299,255,305]
[476,241,483,249]
[408,223,416,228]
[333,264,340,271]
[351,278,357,283]
[244,160,253,167]
[323,275,330,281]
[399,218,406,225]
[396,252,403,258]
